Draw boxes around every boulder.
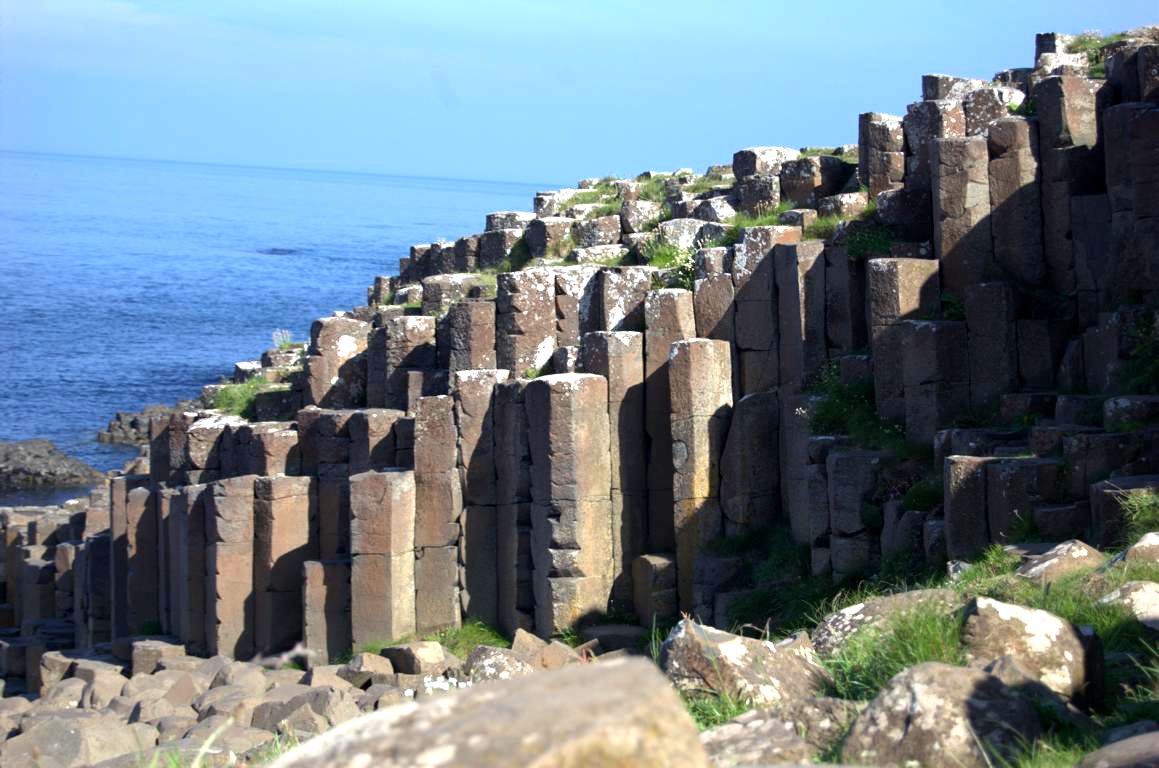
[1100,581,1159,637]
[1017,539,1106,584]
[841,662,1041,767]
[463,645,535,683]
[380,641,459,676]
[1,712,147,768]
[268,658,708,768]
[699,709,814,766]
[1126,532,1159,564]
[962,597,1093,703]
[338,653,395,688]
[811,589,961,657]
[1079,731,1159,767]
[660,620,831,707]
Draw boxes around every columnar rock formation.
[2,29,1158,714]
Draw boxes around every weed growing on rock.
[271,328,295,349]
[636,175,672,203]
[1066,30,1126,78]
[803,215,842,240]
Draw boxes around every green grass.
[1066,31,1126,78]
[636,175,671,203]
[1119,489,1159,545]
[824,604,967,701]
[335,619,510,664]
[681,690,752,731]
[900,474,943,511]
[842,216,894,259]
[591,199,622,218]
[641,239,694,290]
[565,181,619,207]
[803,215,842,240]
[682,175,729,195]
[1009,98,1037,117]
[212,377,283,419]
[1114,312,1159,395]
[807,362,912,456]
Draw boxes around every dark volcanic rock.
[0,439,103,491]
[98,401,195,444]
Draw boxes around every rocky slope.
[2,23,1159,768]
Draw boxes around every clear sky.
[1,1,1154,185]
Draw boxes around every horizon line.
[0,147,564,191]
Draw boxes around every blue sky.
[1,1,1154,184]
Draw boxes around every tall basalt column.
[175,484,209,654]
[497,268,557,376]
[413,395,462,633]
[732,226,798,396]
[720,391,779,537]
[494,380,534,635]
[525,374,613,638]
[966,282,1019,413]
[775,241,827,394]
[455,369,508,626]
[108,474,149,640]
[350,469,416,647]
[254,476,318,655]
[866,258,941,421]
[932,136,995,296]
[988,117,1046,287]
[582,331,647,608]
[1034,75,1104,295]
[125,485,159,637]
[205,475,258,660]
[302,559,352,666]
[643,289,695,551]
[156,487,180,636]
[668,339,733,617]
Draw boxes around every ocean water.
[0,151,547,503]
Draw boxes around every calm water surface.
[0,151,547,503]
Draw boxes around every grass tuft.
[681,690,751,731]
[212,377,283,420]
[1119,489,1159,545]
[641,239,694,290]
[824,604,967,701]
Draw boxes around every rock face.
[270,658,709,768]
[841,662,1042,768]
[660,620,831,707]
[0,439,102,491]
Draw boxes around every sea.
[0,150,548,504]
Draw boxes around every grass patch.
[1066,31,1126,78]
[212,377,282,419]
[901,474,943,511]
[1114,311,1159,395]
[565,181,619,207]
[842,217,894,259]
[1119,488,1159,544]
[426,619,510,658]
[683,176,729,195]
[681,690,751,731]
[807,362,912,456]
[641,238,694,290]
[804,214,842,240]
[591,199,622,218]
[1009,97,1037,117]
[636,175,671,203]
[824,604,967,701]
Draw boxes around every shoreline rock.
[0,439,103,492]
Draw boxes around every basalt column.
[205,475,258,660]
[525,374,613,638]
[175,484,210,654]
[108,474,149,640]
[494,379,535,635]
[413,395,462,633]
[350,469,416,647]
[668,339,733,617]
[305,315,370,409]
[254,476,318,655]
[933,136,996,295]
[455,369,508,626]
[582,331,647,608]
[643,289,695,551]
